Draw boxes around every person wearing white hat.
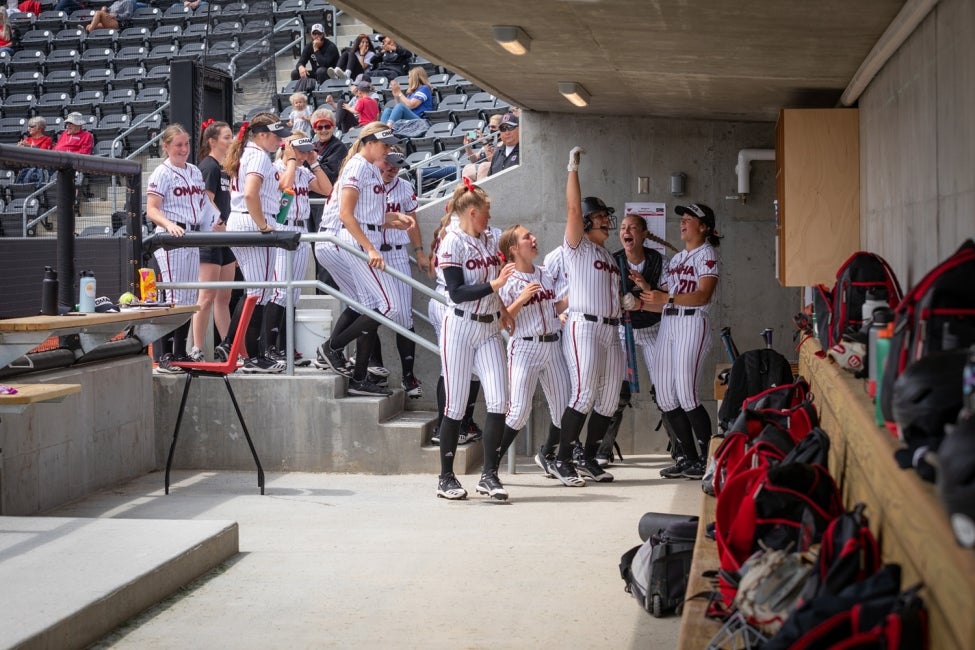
[291,23,339,85]
[53,112,94,155]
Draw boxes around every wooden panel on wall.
[776,109,861,286]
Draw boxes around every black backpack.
[620,514,699,617]
[827,251,902,347]
[881,239,975,423]
[717,348,795,431]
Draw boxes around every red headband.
[237,121,249,142]
[201,118,214,132]
[462,176,476,193]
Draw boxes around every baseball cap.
[499,113,519,128]
[311,23,324,34]
[64,112,85,126]
[385,152,410,170]
[355,80,372,92]
[94,296,119,313]
[361,128,400,145]
[291,136,315,152]
[675,203,716,229]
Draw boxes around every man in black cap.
[487,113,520,176]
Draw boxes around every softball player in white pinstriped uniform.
[224,113,292,372]
[542,245,569,301]
[642,203,722,480]
[434,180,515,501]
[497,226,570,485]
[313,189,357,298]
[547,146,623,487]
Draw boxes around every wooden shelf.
[0,383,80,413]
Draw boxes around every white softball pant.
[651,309,712,411]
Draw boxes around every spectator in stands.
[461,113,503,182]
[288,92,313,136]
[487,112,520,177]
[54,0,86,13]
[329,33,374,81]
[380,67,433,125]
[330,80,379,133]
[14,117,54,184]
[291,23,339,86]
[371,34,412,81]
[54,112,94,155]
[184,1,203,8]
[85,0,135,32]
[309,107,347,186]
[0,10,14,56]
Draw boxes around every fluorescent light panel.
[492,25,531,55]
[558,82,591,107]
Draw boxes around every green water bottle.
[275,188,295,224]
[874,323,893,426]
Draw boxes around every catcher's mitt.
[733,544,817,635]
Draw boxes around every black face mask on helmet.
[582,196,617,232]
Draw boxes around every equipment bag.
[881,239,975,423]
[620,516,699,617]
[828,251,902,348]
[717,348,796,431]
[799,502,881,605]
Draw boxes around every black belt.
[664,307,696,316]
[174,222,200,231]
[454,308,498,323]
[364,223,380,231]
[583,314,620,326]
[379,243,405,251]
[289,219,306,228]
[522,333,560,343]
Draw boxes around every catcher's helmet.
[937,415,975,547]
[582,196,616,231]
[892,349,967,445]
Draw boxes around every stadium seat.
[188,3,218,24]
[8,50,47,76]
[33,10,66,32]
[160,3,192,27]
[130,87,168,115]
[3,94,37,118]
[211,20,242,43]
[115,46,148,70]
[54,28,86,50]
[448,74,477,95]
[451,92,496,123]
[79,48,115,75]
[435,128,467,153]
[34,92,70,120]
[7,12,36,35]
[127,112,162,152]
[94,139,124,158]
[455,118,487,136]
[274,0,306,19]
[6,183,42,202]
[91,113,130,142]
[424,94,466,123]
[300,0,331,26]
[84,28,118,51]
[66,8,95,26]
[241,19,272,40]
[43,49,80,74]
[72,90,104,119]
[0,57,9,79]
[5,71,43,96]
[144,44,177,68]
[19,29,54,54]
[79,224,114,237]
[206,41,237,63]
[220,2,249,21]
[117,26,150,49]
[409,123,453,154]
[411,56,439,76]
[0,118,27,144]
[144,65,171,89]
[149,24,182,48]
[78,68,113,94]
[180,22,210,45]
[2,198,42,235]
[112,66,146,93]
[100,88,136,117]
[173,42,205,62]
[129,6,161,30]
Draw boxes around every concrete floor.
[49,454,701,650]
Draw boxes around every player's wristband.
[413,246,424,253]
[667,296,675,305]
[309,162,321,171]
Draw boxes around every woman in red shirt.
[15,117,55,184]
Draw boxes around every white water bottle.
[79,270,97,313]
[861,287,888,331]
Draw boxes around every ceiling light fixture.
[492,25,531,55]
[558,82,591,107]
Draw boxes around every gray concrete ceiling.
[330,0,906,122]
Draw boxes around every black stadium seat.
[127,112,162,152]
[117,26,150,49]
[79,48,115,75]
[19,29,54,54]
[33,10,66,32]
[180,22,209,45]
[35,92,70,120]
[91,113,130,142]
[144,44,177,68]
[129,6,161,30]
[144,65,171,89]
[43,48,80,74]
[94,139,124,158]
[424,94,466,124]
[78,68,113,94]
[130,87,168,115]
[100,88,136,117]
[54,28,86,50]
[5,71,43,96]
[148,24,181,48]
[115,46,148,69]
[84,28,118,51]
[0,118,28,144]
[66,9,95,26]
[112,66,146,93]
[174,42,205,62]
[160,3,192,27]
[8,50,46,75]
[72,90,104,119]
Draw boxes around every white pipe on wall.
[736,148,775,195]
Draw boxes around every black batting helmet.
[582,196,617,231]
[937,415,975,547]
[892,349,967,446]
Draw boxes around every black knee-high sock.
[245,304,264,359]
[558,407,587,461]
[368,329,383,365]
[497,424,521,466]
[221,297,244,348]
[480,412,507,475]
[542,422,561,456]
[660,407,686,460]
[171,321,190,358]
[436,375,446,427]
[584,411,614,458]
[331,311,378,350]
[329,306,361,347]
[598,388,629,457]
[272,302,289,350]
[397,329,417,377]
[352,331,374,381]
[664,408,698,462]
[462,380,481,424]
[686,405,713,459]
[263,302,285,351]
[439,416,462,477]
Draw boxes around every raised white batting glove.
[567,146,586,172]
[621,293,639,311]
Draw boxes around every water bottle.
[861,287,889,331]
[867,307,894,399]
[275,188,295,224]
[41,266,59,316]
[79,270,96,313]
[874,322,893,427]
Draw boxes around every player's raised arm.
[565,146,585,248]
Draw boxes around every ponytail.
[198,119,229,162]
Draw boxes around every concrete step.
[153,369,447,474]
[0,515,238,650]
